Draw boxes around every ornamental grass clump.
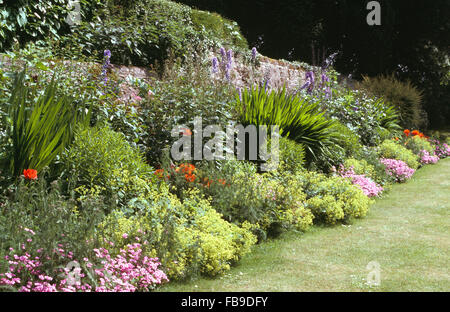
[379,158,415,182]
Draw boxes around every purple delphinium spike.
[237,87,242,101]
[300,71,315,94]
[211,57,218,73]
[227,49,233,64]
[251,47,257,61]
[220,47,226,65]
[102,49,111,88]
[321,73,331,98]
[225,62,231,81]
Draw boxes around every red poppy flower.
[23,169,37,180]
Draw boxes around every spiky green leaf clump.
[3,69,90,177]
[236,86,337,162]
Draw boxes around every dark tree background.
[176,0,450,129]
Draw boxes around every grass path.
[160,159,450,292]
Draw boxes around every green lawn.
[159,158,450,292]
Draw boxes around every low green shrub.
[0,176,106,278]
[141,59,236,164]
[167,159,314,241]
[312,122,363,172]
[292,171,372,224]
[190,10,248,50]
[62,124,155,207]
[343,158,377,181]
[277,136,306,173]
[404,135,435,155]
[98,185,256,279]
[320,88,400,146]
[378,139,420,169]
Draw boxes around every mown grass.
[159,158,450,292]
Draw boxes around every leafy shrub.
[0,0,103,51]
[276,136,305,173]
[359,74,427,129]
[141,58,236,164]
[292,171,371,224]
[378,139,419,169]
[99,186,256,279]
[403,135,434,155]
[319,88,400,146]
[55,0,247,67]
[343,158,377,181]
[0,176,107,291]
[236,86,338,162]
[169,159,314,241]
[62,124,154,206]
[190,10,248,50]
[312,122,363,172]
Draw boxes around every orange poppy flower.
[178,163,195,175]
[403,129,410,136]
[23,169,37,180]
[181,128,192,136]
[185,173,196,182]
[411,130,420,136]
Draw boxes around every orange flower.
[185,173,196,182]
[178,163,195,175]
[419,132,424,138]
[154,169,164,178]
[403,129,410,136]
[218,179,226,185]
[394,137,399,141]
[181,128,192,136]
[23,169,37,180]
[411,130,420,136]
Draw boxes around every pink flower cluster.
[0,229,168,292]
[432,140,450,159]
[379,158,415,182]
[419,150,439,165]
[92,244,168,292]
[333,165,383,197]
